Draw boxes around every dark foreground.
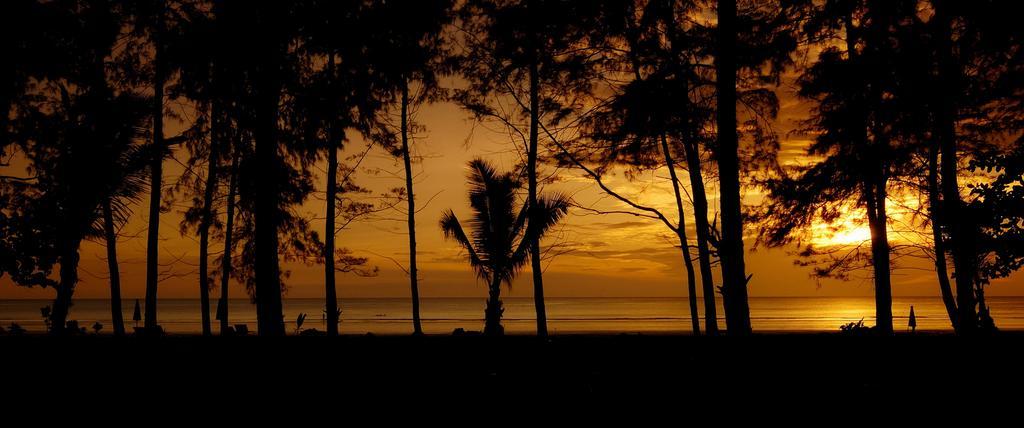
[2,333,1022,419]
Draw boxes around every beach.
[2,333,1022,419]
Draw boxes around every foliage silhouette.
[440,159,569,336]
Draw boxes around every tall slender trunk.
[323,52,340,336]
[102,198,126,336]
[666,11,718,332]
[933,0,977,334]
[254,52,284,336]
[144,21,164,334]
[401,80,423,335]
[51,237,81,334]
[636,6,715,334]
[197,104,220,337]
[928,140,959,330]
[864,173,893,334]
[527,56,548,337]
[715,0,751,335]
[324,138,339,336]
[682,138,719,335]
[219,153,238,335]
[662,135,701,335]
[845,15,894,334]
[484,273,504,336]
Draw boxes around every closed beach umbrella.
[909,305,917,333]
[133,299,141,327]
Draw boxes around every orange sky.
[3,74,1022,301]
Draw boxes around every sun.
[824,225,872,246]
[809,213,873,247]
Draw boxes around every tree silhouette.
[288,0,361,337]
[99,128,153,337]
[440,159,569,335]
[1,0,68,322]
[455,0,604,336]
[198,0,263,336]
[715,0,751,335]
[119,0,206,334]
[922,0,1024,333]
[930,0,979,334]
[972,145,1024,327]
[289,0,398,336]
[714,0,795,335]
[218,152,239,334]
[368,0,454,336]
[6,0,1024,340]
[759,0,925,334]
[168,2,227,337]
[563,0,715,335]
[1,0,58,154]
[1,0,150,334]
[209,0,305,336]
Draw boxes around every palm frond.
[531,192,571,238]
[510,192,571,271]
[444,159,569,289]
[439,208,484,273]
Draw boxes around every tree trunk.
[401,80,423,336]
[682,138,719,335]
[928,139,959,330]
[715,0,751,335]
[144,21,164,335]
[254,51,284,336]
[933,0,978,334]
[51,237,81,335]
[324,138,339,336]
[527,56,548,337]
[219,153,238,335]
[662,135,701,335]
[845,14,893,335]
[864,175,893,334]
[102,198,126,336]
[484,274,504,336]
[197,105,220,337]
[323,52,340,336]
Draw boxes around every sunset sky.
[3,74,1022,301]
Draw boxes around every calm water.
[2,296,1024,335]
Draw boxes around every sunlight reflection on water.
[1,296,1021,335]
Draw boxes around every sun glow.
[821,224,873,246]
[805,193,932,248]
[810,213,873,248]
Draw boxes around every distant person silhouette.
[909,306,916,333]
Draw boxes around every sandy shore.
[2,334,1021,417]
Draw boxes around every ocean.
[2,296,1023,335]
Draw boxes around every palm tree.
[99,125,152,337]
[455,0,604,337]
[119,0,172,335]
[123,0,203,335]
[440,159,569,336]
[1,0,149,334]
